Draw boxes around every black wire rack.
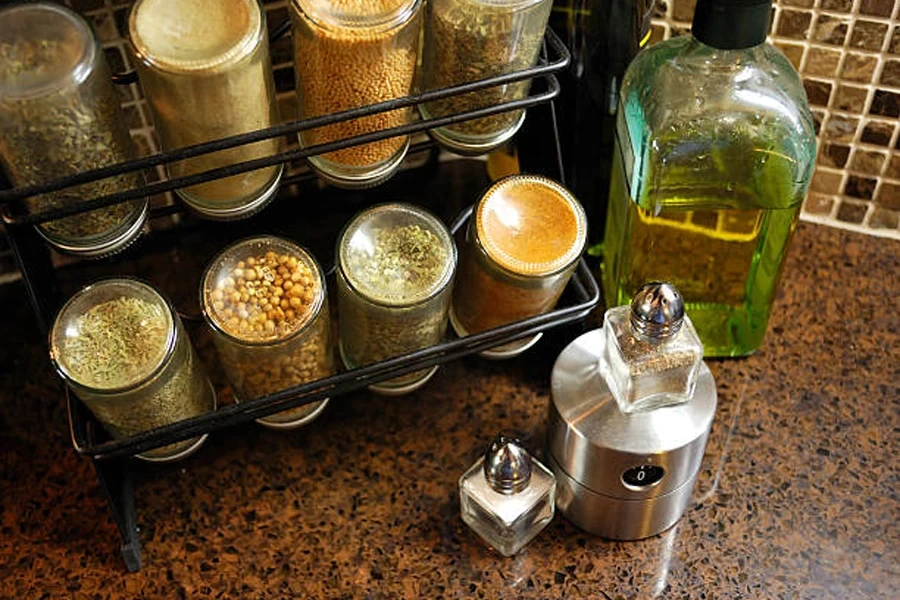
[1,27,599,572]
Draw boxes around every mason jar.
[450,175,586,358]
[202,236,334,429]
[337,203,456,395]
[420,0,554,155]
[128,0,282,219]
[50,279,216,462]
[0,3,148,257]
[290,0,422,188]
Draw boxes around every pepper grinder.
[459,435,556,556]
[548,282,717,540]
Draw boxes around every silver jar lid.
[629,281,685,343]
[483,435,532,495]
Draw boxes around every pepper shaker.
[459,435,556,556]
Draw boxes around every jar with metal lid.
[0,3,148,257]
[450,175,587,358]
[337,203,456,395]
[201,236,333,429]
[128,0,282,219]
[290,0,422,188]
[420,0,553,155]
[49,279,216,462]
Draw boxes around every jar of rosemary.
[128,0,282,220]
[50,279,216,462]
[290,0,422,188]
[202,236,334,429]
[420,0,553,155]
[0,3,148,257]
[337,204,456,395]
[450,175,586,358]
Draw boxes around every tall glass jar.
[128,0,282,220]
[202,236,334,429]
[50,279,216,462]
[420,0,553,155]
[451,175,586,358]
[290,0,422,188]
[0,3,148,257]
[337,204,456,395]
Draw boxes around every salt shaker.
[459,435,556,556]
[599,282,704,413]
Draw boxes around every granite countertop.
[0,171,897,597]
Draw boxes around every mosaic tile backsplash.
[653,0,900,238]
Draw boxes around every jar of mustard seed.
[337,204,456,395]
[420,0,554,155]
[202,236,334,429]
[290,0,422,188]
[450,175,587,358]
[128,0,282,219]
[50,279,216,462]
[0,3,148,257]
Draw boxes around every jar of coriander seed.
[201,236,334,429]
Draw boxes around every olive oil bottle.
[601,0,816,357]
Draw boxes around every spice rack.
[1,28,599,572]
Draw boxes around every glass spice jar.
[128,0,283,220]
[290,0,422,188]
[420,0,553,155]
[201,236,334,429]
[50,279,216,462]
[451,175,587,358]
[0,3,148,258]
[336,203,456,395]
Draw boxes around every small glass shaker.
[202,236,334,429]
[450,175,587,358]
[128,0,282,219]
[420,0,554,155]
[599,282,704,413]
[459,435,556,556]
[0,3,148,257]
[50,279,216,462]
[337,204,456,395]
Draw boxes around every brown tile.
[804,194,835,215]
[833,85,868,112]
[850,150,887,175]
[881,60,900,87]
[812,15,849,46]
[655,0,671,19]
[803,79,832,107]
[861,120,896,146]
[868,207,899,229]
[886,154,900,178]
[777,43,805,70]
[820,143,851,168]
[820,0,853,10]
[777,10,813,39]
[811,169,844,194]
[845,175,877,199]
[841,53,878,83]
[850,20,890,52]
[859,0,895,18]
[836,199,870,223]
[649,24,668,45]
[782,0,814,7]
[812,109,825,135]
[878,182,900,209]
[870,90,900,118]
[823,114,859,142]
[672,0,695,22]
[803,47,842,78]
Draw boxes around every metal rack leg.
[92,457,142,572]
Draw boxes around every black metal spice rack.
[1,28,599,572]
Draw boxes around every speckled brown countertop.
[0,184,897,597]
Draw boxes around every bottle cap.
[629,282,685,343]
[692,0,772,50]
[483,435,532,495]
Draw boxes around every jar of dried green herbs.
[0,3,148,257]
[50,279,216,462]
[420,0,553,155]
[290,0,422,188]
[128,0,282,220]
[337,204,456,395]
[202,236,334,429]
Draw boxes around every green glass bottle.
[601,0,816,357]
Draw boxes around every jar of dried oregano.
[201,236,334,429]
[450,175,586,359]
[128,0,282,219]
[337,204,456,395]
[290,0,422,188]
[50,279,216,462]
[420,0,553,155]
[0,3,148,257]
